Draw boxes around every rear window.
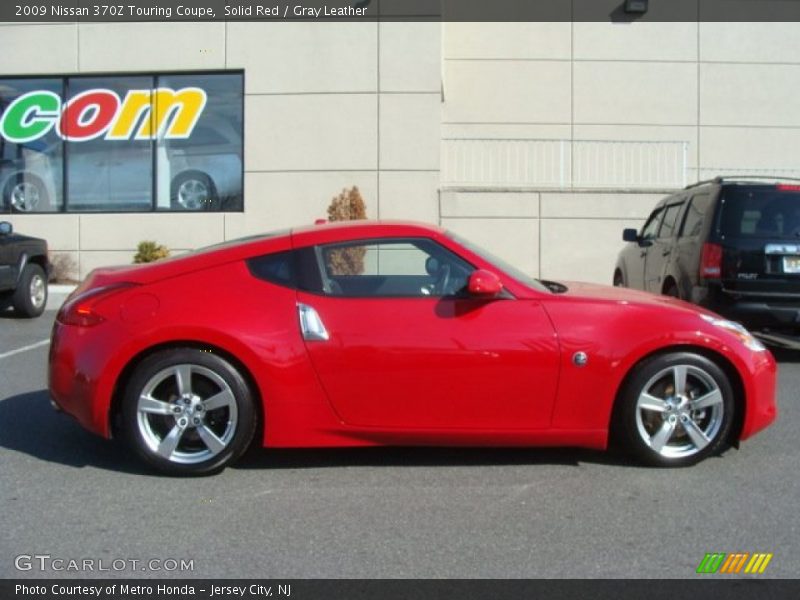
[718,186,800,240]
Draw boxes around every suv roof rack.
[684,175,800,190]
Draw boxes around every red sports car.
[49,221,777,475]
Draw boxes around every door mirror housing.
[622,228,639,243]
[0,221,12,236]
[468,269,503,296]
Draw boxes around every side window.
[641,207,665,240]
[247,247,323,293]
[317,238,473,298]
[658,203,685,239]
[247,250,295,288]
[680,194,711,238]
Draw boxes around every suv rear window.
[718,186,800,239]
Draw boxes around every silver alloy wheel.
[176,179,210,210]
[10,182,41,212]
[29,273,46,309]
[136,364,238,464]
[635,364,724,459]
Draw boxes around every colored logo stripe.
[696,552,773,574]
[697,553,726,574]
[744,553,773,574]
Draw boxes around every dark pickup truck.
[0,221,50,317]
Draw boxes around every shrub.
[134,241,170,264]
[325,186,367,275]
[49,252,79,284]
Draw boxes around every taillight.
[700,243,723,279]
[777,184,800,191]
[57,282,137,327]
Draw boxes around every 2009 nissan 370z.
[48,221,777,474]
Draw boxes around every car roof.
[290,220,446,248]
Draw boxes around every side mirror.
[622,228,639,243]
[468,269,503,297]
[0,221,12,236]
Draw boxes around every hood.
[556,280,717,317]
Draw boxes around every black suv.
[615,177,800,347]
[0,221,50,317]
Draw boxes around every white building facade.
[1,20,799,283]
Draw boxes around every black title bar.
[3,580,800,600]
[4,0,800,22]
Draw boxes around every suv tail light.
[700,243,723,279]
[57,282,137,327]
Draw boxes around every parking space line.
[0,339,50,360]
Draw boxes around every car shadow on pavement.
[234,443,639,471]
[0,390,643,473]
[770,348,800,364]
[0,389,149,474]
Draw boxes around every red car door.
[295,238,560,430]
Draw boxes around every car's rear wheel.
[121,349,257,475]
[616,352,735,467]
[12,263,48,318]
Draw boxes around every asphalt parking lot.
[1,300,798,579]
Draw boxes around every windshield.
[446,231,550,293]
[719,186,800,240]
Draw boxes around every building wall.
[440,21,800,283]
[0,21,441,279]
[2,20,800,284]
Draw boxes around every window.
[248,250,294,288]
[641,206,665,240]
[0,71,243,214]
[719,187,800,239]
[680,194,711,238]
[657,202,685,239]
[317,238,474,297]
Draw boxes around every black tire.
[121,348,257,476]
[614,352,735,467]
[3,174,49,213]
[170,172,218,211]
[613,271,625,287]
[12,263,48,318]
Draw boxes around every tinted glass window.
[680,194,711,238]
[719,187,800,239]
[65,76,153,212]
[0,78,64,213]
[0,72,243,214]
[157,73,243,212]
[641,207,665,240]
[658,203,684,239]
[248,250,294,287]
[317,238,473,297]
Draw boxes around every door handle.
[297,303,329,341]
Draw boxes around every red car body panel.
[48,221,777,452]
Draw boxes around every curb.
[50,284,78,294]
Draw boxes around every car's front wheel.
[616,352,735,467]
[121,349,257,475]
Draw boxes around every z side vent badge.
[572,351,588,367]
[298,303,330,341]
